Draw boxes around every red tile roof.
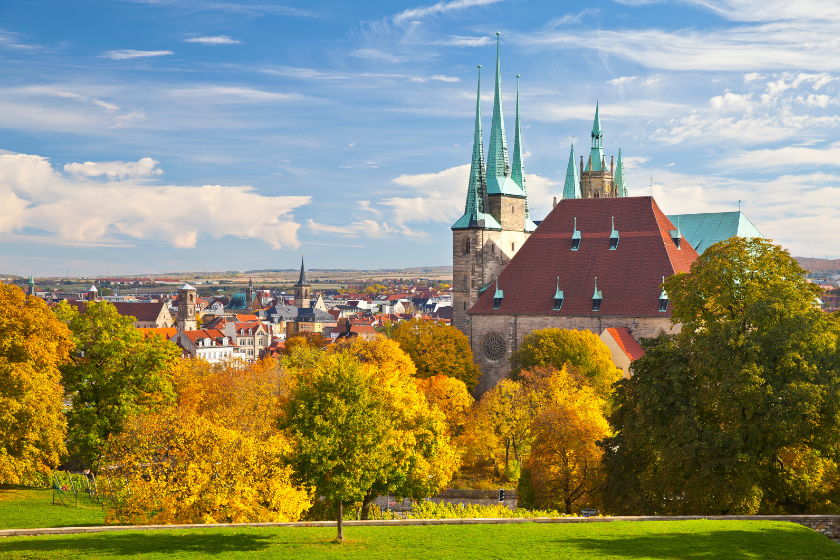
[605,327,645,361]
[470,197,698,317]
[139,327,177,340]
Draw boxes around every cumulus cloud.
[185,35,241,45]
[64,157,164,179]
[0,153,309,249]
[103,50,174,60]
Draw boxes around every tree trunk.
[336,501,344,542]
[361,491,373,521]
[504,438,510,472]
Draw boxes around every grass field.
[1,521,839,559]
[0,484,105,530]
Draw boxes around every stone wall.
[468,314,680,396]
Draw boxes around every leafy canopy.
[55,301,181,470]
[390,319,481,389]
[604,238,840,515]
[0,285,74,482]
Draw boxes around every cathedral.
[452,36,700,396]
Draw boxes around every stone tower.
[176,282,197,331]
[246,277,254,312]
[452,34,535,334]
[294,256,311,309]
[568,103,628,199]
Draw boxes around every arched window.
[464,238,471,254]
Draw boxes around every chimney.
[552,196,557,208]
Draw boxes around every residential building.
[175,329,237,363]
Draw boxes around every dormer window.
[592,277,603,312]
[571,217,581,251]
[610,217,619,250]
[670,216,682,249]
[493,279,503,310]
[659,276,669,312]
[553,277,564,311]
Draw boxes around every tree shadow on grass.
[561,525,840,560]
[0,531,274,557]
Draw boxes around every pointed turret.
[452,66,501,230]
[614,147,627,197]
[562,143,581,199]
[485,32,524,197]
[511,74,538,232]
[297,256,308,286]
[28,275,35,296]
[586,102,606,172]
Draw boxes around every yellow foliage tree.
[0,284,74,482]
[106,357,308,524]
[105,408,310,525]
[415,375,474,436]
[390,319,481,389]
[525,369,610,513]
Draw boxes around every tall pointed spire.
[297,255,308,285]
[563,142,581,199]
[452,66,501,231]
[485,32,523,197]
[614,147,627,197]
[512,74,537,232]
[586,102,605,172]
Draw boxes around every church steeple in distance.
[587,102,606,172]
[297,255,308,286]
[563,141,581,199]
[485,32,524,198]
[512,74,537,232]
[294,255,311,309]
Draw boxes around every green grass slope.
[0,484,105,530]
[2,521,839,559]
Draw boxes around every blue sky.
[2,0,839,276]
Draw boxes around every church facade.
[452,38,698,396]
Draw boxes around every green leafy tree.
[55,301,181,470]
[389,319,481,389]
[282,341,456,540]
[510,328,622,402]
[603,237,840,515]
[0,285,74,482]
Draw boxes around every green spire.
[586,102,605,172]
[452,66,501,231]
[485,32,524,198]
[614,147,627,197]
[562,142,581,199]
[28,275,34,296]
[511,74,537,231]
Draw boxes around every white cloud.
[723,142,840,169]
[170,86,305,103]
[0,153,309,249]
[744,72,764,83]
[681,0,840,23]
[349,49,408,63]
[608,76,640,86]
[410,74,460,83]
[64,157,164,179]
[306,219,427,238]
[710,92,754,113]
[622,156,651,170]
[392,0,503,25]
[104,50,174,60]
[436,35,493,47]
[185,35,241,45]
[112,109,147,128]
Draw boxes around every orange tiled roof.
[605,327,645,361]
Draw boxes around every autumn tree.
[603,238,840,515]
[526,368,610,513]
[510,328,622,403]
[415,375,474,437]
[282,339,457,540]
[55,301,181,470]
[390,318,481,389]
[0,285,74,482]
[283,332,330,355]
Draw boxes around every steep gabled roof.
[604,327,645,360]
[112,301,169,322]
[562,143,581,200]
[469,197,698,317]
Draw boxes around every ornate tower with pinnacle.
[568,103,625,199]
[451,35,534,334]
[294,256,311,310]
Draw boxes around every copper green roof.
[485,32,525,198]
[614,147,627,197]
[453,66,501,231]
[665,211,763,254]
[586,102,605,172]
[554,277,563,300]
[562,143,581,199]
[511,74,537,232]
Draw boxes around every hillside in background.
[795,257,840,275]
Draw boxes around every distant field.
[1,520,838,559]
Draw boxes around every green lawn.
[0,484,106,530]
[1,521,839,559]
